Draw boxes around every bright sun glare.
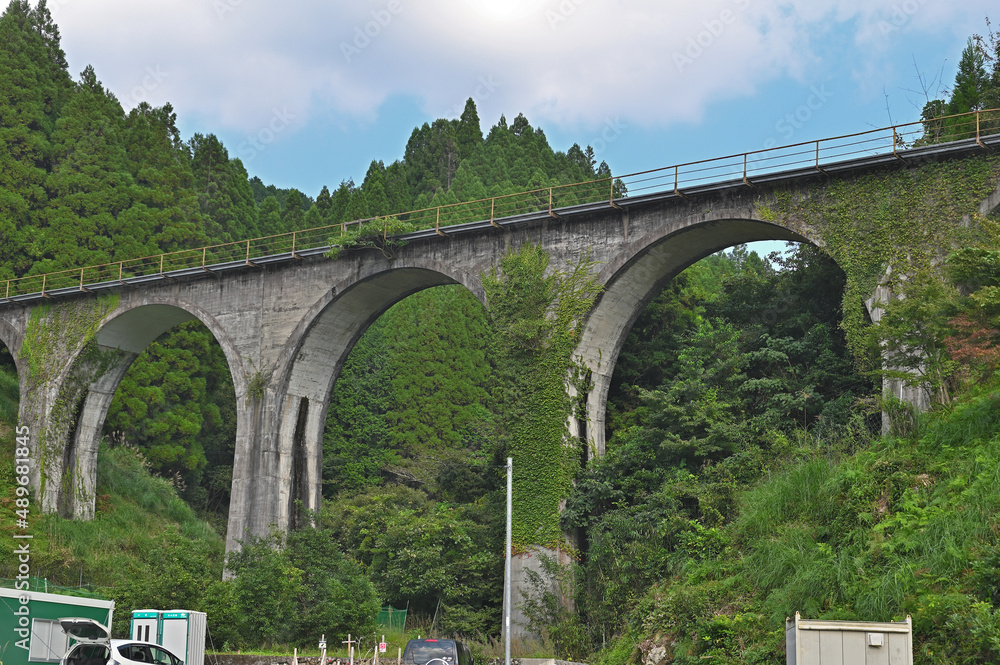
[466,0,547,21]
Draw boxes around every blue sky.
[42,0,993,220]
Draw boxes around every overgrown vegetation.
[5,3,1000,663]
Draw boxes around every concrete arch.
[52,301,243,520]
[279,262,483,402]
[575,216,817,455]
[95,301,247,395]
[0,316,22,378]
[225,262,483,554]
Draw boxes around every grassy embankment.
[598,380,1000,664]
[0,365,225,639]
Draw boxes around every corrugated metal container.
[160,609,206,665]
[786,612,912,665]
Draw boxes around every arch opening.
[52,303,240,528]
[0,340,17,432]
[275,268,498,629]
[577,218,820,455]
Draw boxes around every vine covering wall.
[756,155,1000,365]
[488,155,1000,551]
[484,243,602,550]
[19,294,122,507]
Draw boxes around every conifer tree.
[42,65,136,269]
[0,0,71,275]
[122,102,204,253]
[455,98,483,160]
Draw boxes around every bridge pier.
[226,389,326,555]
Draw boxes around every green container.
[0,587,114,665]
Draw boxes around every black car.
[402,639,473,665]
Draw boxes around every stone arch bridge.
[2,126,999,560]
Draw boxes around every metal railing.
[3,108,999,303]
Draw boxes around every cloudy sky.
[42,0,996,199]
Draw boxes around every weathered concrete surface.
[508,546,576,636]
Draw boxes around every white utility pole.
[504,456,512,665]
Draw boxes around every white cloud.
[40,0,999,140]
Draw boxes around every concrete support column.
[226,385,283,553]
[299,396,327,517]
[865,270,932,431]
[19,348,133,518]
[225,388,326,554]
[275,393,301,533]
[21,378,80,516]
[64,351,137,519]
[510,546,575,636]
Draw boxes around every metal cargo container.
[786,612,913,665]
[160,610,206,665]
[0,586,114,665]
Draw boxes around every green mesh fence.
[376,606,407,632]
[0,576,107,600]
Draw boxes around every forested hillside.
[4,1,1000,663]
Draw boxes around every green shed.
[0,586,115,665]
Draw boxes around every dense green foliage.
[104,320,237,515]
[322,486,500,636]
[324,285,493,497]
[5,6,1000,663]
[0,0,618,644]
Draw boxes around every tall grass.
[0,441,224,589]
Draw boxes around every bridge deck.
[3,118,998,306]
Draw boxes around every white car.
[59,619,184,665]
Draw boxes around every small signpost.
[319,635,327,665]
[343,634,356,665]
